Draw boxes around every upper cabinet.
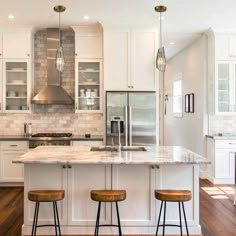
[72,24,103,59]
[208,30,236,114]
[104,29,157,91]
[215,35,236,60]
[2,30,32,59]
[72,24,103,113]
[0,28,33,113]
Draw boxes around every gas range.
[29,133,72,148]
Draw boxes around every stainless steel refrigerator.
[106,91,156,146]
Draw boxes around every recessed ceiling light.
[8,14,14,19]
[170,42,175,45]
[83,15,89,20]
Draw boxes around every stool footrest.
[36,224,60,228]
[158,224,182,227]
[97,224,119,227]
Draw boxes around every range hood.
[32,29,74,105]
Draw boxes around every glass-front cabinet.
[75,59,102,112]
[2,60,30,112]
[216,62,236,113]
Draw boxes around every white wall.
[163,35,208,156]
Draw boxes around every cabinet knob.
[27,54,30,57]
[0,53,2,56]
[155,165,160,169]
[62,165,67,169]
[68,165,72,168]
[75,53,77,57]
[151,165,155,169]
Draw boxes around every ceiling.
[1,0,236,59]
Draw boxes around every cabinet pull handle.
[151,165,154,169]
[75,53,77,57]
[75,103,78,110]
[155,165,160,169]
[228,143,236,145]
[27,104,29,110]
[10,144,18,147]
[62,165,67,169]
[68,165,72,168]
[27,54,30,57]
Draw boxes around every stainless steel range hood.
[32,28,74,105]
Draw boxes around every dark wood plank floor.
[0,180,235,236]
[0,187,24,236]
[200,179,236,236]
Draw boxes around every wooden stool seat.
[90,190,126,202]
[28,190,65,202]
[155,190,192,202]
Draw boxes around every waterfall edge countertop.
[13,145,210,165]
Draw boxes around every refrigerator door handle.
[125,106,128,146]
[129,106,132,146]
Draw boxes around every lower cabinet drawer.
[0,141,28,151]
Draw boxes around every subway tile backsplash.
[0,113,103,135]
[0,28,103,136]
[209,115,236,135]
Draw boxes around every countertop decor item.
[54,5,65,72]
[155,5,167,72]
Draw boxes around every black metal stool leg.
[53,201,58,236]
[162,201,167,236]
[31,201,38,236]
[94,201,101,236]
[115,202,122,236]
[34,202,40,236]
[178,202,183,236]
[181,202,189,236]
[155,201,163,236]
[54,201,62,236]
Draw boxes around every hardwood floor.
[200,179,236,236]
[0,187,24,236]
[0,180,235,236]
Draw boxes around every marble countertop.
[13,145,210,165]
[206,135,236,140]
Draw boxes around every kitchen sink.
[90,146,147,152]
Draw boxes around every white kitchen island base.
[22,163,202,235]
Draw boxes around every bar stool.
[28,190,65,236]
[90,190,126,236]
[154,189,192,236]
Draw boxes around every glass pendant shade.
[156,46,166,72]
[155,5,167,72]
[54,5,66,73]
[56,46,64,72]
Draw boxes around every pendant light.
[54,5,66,72]
[155,5,167,72]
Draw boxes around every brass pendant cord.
[159,12,162,48]
[59,11,61,46]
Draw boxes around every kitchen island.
[13,145,209,235]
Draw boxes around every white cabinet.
[23,163,200,235]
[75,59,102,112]
[112,164,198,229]
[2,59,31,112]
[24,164,111,230]
[72,24,103,59]
[207,138,236,184]
[215,35,236,60]
[67,164,111,226]
[0,140,28,182]
[208,30,236,114]
[112,164,156,226]
[0,29,33,113]
[2,31,31,59]
[104,29,157,91]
